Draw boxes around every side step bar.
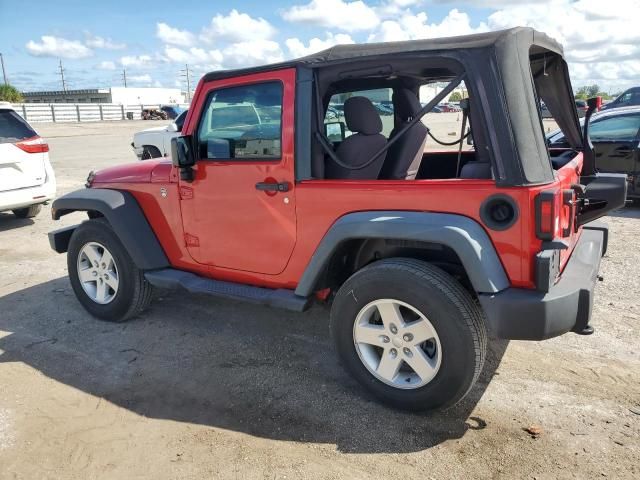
[144,269,311,312]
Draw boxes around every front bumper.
[479,221,608,340]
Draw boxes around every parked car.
[50,28,624,412]
[600,87,640,111]
[547,105,640,198]
[160,105,186,120]
[438,103,461,112]
[373,102,394,115]
[0,102,56,219]
[541,100,588,118]
[132,109,188,159]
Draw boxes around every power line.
[180,64,193,102]
[0,53,7,85]
[121,68,127,88]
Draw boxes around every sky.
[0,0,638,94]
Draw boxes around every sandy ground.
[0,118,638,479]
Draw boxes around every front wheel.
[67,218,153,322]
[330,258,487,411]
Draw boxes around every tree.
[0,84,23,103]
[449,91,462,102]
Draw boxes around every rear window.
[0,109,37,144]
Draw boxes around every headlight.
[85,171,96,188]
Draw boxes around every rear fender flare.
[50,188,169,270]
[295,211,509,296]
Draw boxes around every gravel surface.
[0,120,637,479]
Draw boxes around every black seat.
[325,97,387,180]
[379,89,428,180]
[459,159,492,179]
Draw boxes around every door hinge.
[180,186,194,200]
[184,233,199,247]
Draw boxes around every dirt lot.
[0,118,638,479]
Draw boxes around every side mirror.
[171,136,195,181]
[325,121,346,142]
[167,123,178,133]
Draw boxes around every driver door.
[179,70,297,275]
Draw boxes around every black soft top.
[203,27,581,187]
[203,27,563,82]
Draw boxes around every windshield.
[0,109,37,143]
[175,110,188,131]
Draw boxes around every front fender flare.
[50,188,169,270]
[295,211,509,296]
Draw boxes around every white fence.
[11,103,190,123]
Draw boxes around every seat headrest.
[393,89,422,120]
[344,97,382,135]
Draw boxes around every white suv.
[0,103,56,218]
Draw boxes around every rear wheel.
[12,204,42,218]
[67,218,153,322]
[330,258,486,411]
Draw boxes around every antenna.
[121,68,127,88]
[180,64,193,102]
[58,59,67,92]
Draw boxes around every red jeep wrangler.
[49,28,626,411]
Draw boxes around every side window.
[324,88,394,139]
[589,114,640,142]
[197,82,282,160]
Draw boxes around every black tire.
[67,218,154,322]
[330,258,487,411]
[12,204,42,218]
[141,145,162,160]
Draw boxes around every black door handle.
[255,181,290,192]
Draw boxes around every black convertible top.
[203,27,563,82]
[202,27,581,187]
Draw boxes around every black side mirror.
[582,98,598,176]
[171,136,195,181]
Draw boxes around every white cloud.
[201,10,276,43]
[162,45,223,69]
[129,74,152,84]
[487,0,640,90]
[26,35,92,59]
[85,33,126,50]
[282,0,379,32]
[368,9,487,42]
[97,60,116,70]
[286,32,354,58]
[156,22,196,47]
[120,54,152,67]
[221,40,284,68]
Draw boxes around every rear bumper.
[479,221,607,340]
[0,175,56,212]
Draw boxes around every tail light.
[535,189,561,240]
[15,135,49,154]
[535,188,577,241]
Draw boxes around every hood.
[138,125,171,134]
[91,159,170,184]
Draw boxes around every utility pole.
[0,53,7,85]
[180,64,192,102]
[58,59,67,92]
[121,68,127,87]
